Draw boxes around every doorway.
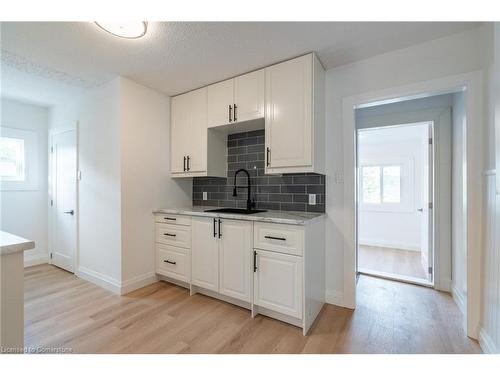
[356,122,434,286]
[49,127,77,273]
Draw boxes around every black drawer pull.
[164,217,176,221]
[164,233,176,237]
[265,235,286,241]
[253,250,257,272]
[164,260,176,265]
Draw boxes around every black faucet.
[232,169,255,211]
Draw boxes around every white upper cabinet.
[171,88,226,178]
[234,69,265,123]
[265,54,325,174]
[207,69,265,128]
[208,79,234,128]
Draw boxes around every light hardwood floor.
[358,245,428,280]
[24,264,480,354]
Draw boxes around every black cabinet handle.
[213,218,217,238]
[186,156,190,171]
[253,250,257,272]
[183,156,186,172]
[218,219,222,238]
[265,235,286,241]
[266,147,270,167]
[234,103,237,122]
[165,217,176,221]
[229,105,233,122]
[164,233,176,237]
[164,260,176,265]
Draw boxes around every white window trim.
[0,126,39,191]
[359,156,414,213]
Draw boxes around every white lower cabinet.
[219,219,253,302]
[191,217,252,301]
[191,217,219,292]
[253,249,303,319]
[155,213,325,335]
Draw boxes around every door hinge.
[429,202,433,209]
[428,138,433,145]
[428,266,433,274]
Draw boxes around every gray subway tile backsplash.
[192,129,325,213]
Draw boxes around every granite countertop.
[153,206,325,225]
[0,230,35,256]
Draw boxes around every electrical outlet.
[308,194,316,205]
[203,192,208,201]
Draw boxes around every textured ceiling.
[1,22,481,102]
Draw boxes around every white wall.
[50,79,123,287]
[119,77,191,291]
[480,22,500,354]
[0,98,49,266]
[451,92,467,314]
[49,77,191,293]
[324,25,490,306]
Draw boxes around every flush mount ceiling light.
[95,22,148,39]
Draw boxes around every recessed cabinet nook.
[170,53,325,177]
[154,211,325,335]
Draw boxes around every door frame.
[355,121,436,287]
[342,71,483,339]
[48,122,79,274]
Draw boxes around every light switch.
[308,194,316,205]
[203,192,208,201]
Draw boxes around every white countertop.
[0,230,35,255]
[153,206,325,225]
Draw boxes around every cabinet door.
[219,219,253,302]
[234,69,265,123]
[254,249,303,319]
[170,94,189,174]
[185,87,208,173]
[265,55,312,172]
[207,79,234,128]
[191,217,219,292]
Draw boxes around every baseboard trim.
[452,284,466,316]
[77,266,121,294]
[120,272,158,295]
[325,289,344,307]
[359,240,420,252]
[24,253,48,268]
[479,327,498,354]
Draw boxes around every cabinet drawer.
[155,214,191,226]
[156,223,191,249]
[156,244,190,283]
[254,222,304,256]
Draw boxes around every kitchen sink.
[204,208,267,215]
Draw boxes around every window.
[0,136,25,181]
[361,165,402,205]
[0,127,38,191]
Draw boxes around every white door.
[191,217,219,292]
[254,249,303,319]
[234,69,265,123]
[51,129,77,273]
[185,87,208,173]
[265,54,312,172]
[207,79,234,128]
[420,126,434,282]
[219,219,253,302]
[170,93,189,174]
